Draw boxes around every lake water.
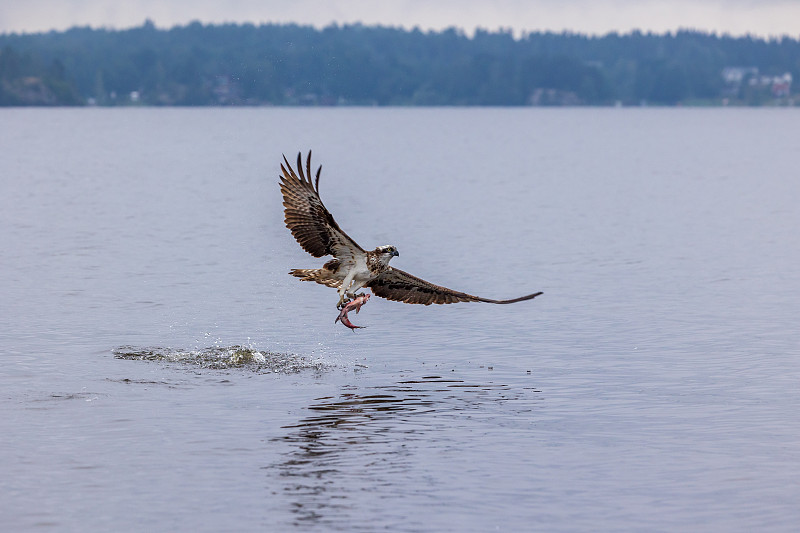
[1,107,799,532]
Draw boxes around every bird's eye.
[387,247,394,253]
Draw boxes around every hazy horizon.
[1,0,799,39]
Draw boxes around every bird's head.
[374,245,400,265]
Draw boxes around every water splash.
[112,345,331,373]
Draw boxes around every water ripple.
[271,375,541,529]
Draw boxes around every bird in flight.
[280,151,543,314]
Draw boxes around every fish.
[335,293,370,330]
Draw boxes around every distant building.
[770,73,792,98]
[722,67,758,86]
[213,75,240,105]
[722,67,793,102]
[529,88,582,106]
[721,67,758,98]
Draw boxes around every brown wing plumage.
[367,267,543,305]
[280,151,364,259]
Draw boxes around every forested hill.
[1,21,798,106]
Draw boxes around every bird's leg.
[337,272,358,309]
[337,287,356,309]
[346,280,366,301]
[337,290,362,309]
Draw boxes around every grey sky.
[1,0,799,37]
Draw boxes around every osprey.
[280,151,543,309]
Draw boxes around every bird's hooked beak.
[391,249,399,257]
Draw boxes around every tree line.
[1,21,798,106]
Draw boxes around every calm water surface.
[1,108,799,531]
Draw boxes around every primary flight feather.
[280,151,543,309]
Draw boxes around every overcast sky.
[1,0,799,37]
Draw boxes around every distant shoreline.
[2,22,797,107]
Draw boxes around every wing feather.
[367,267,543,305]
[280,151,364,260]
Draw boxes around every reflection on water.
[273,375,541,528]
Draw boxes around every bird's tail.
[289,268,342,288]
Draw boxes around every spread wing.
[280,151,364,261]
[367,267,543,305]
